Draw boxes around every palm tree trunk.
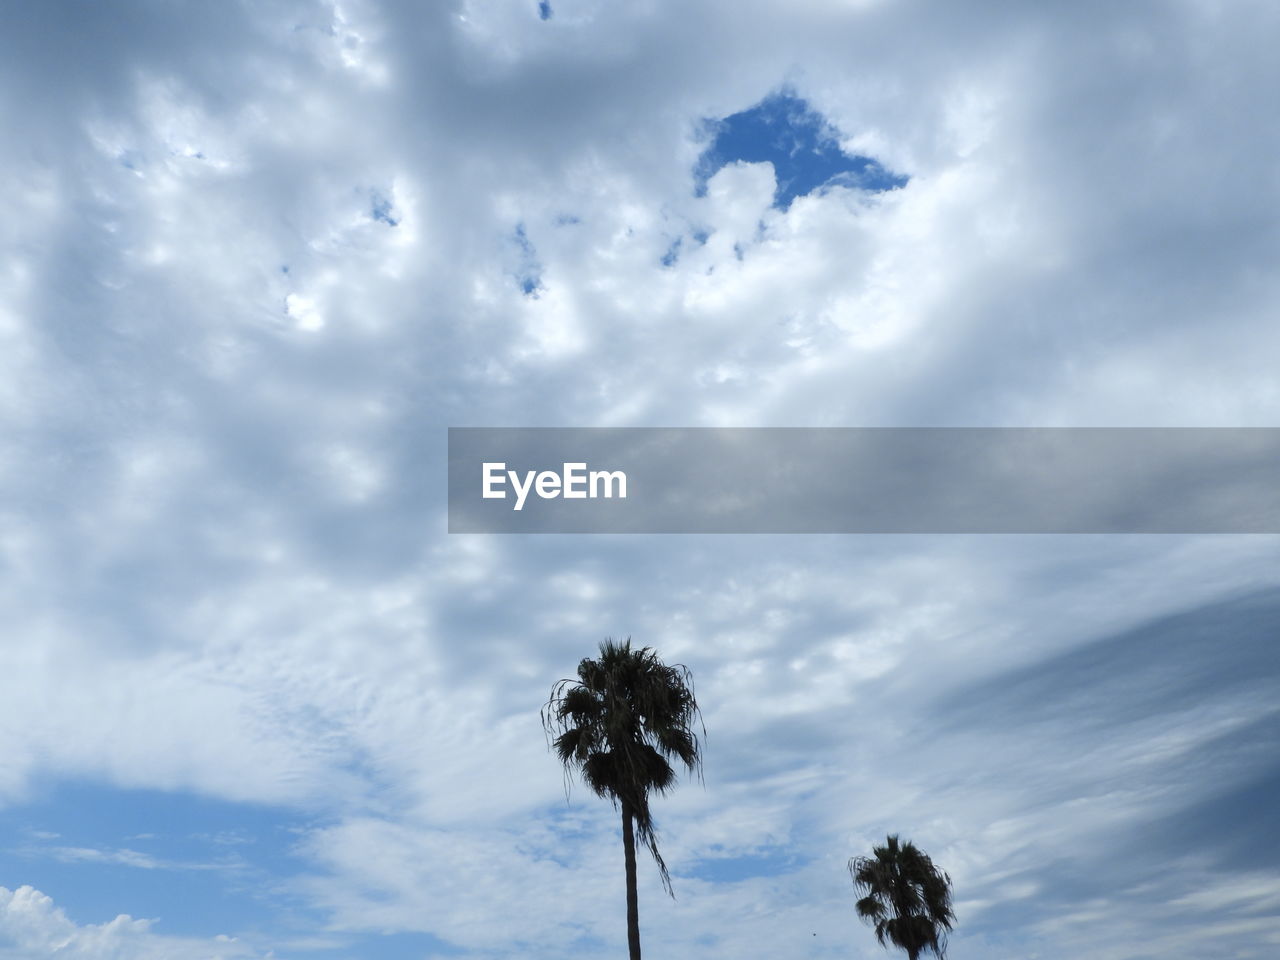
[621,801,642,960]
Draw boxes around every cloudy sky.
[2,1,1279,958]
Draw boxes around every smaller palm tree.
[849,834,955,960]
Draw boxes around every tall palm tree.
[543,638,703,960]
[849,834,956,960]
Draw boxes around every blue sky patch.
[333,931,468,959]
[681,845,807,883]
[695,92,907,210]
[371,190,399,227]
[512,223,543,295]
[0,781,312,937]
[661,237,682,267]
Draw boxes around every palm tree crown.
[849,834,956,960]
[542,637,703,894]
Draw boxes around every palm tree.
[849,834,956,960]
[542,638,703,960]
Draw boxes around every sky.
[1,1,1279,958]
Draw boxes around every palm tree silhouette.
[543,638,703,960]
[849,834,956,960]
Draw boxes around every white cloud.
[0,887,257,960]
